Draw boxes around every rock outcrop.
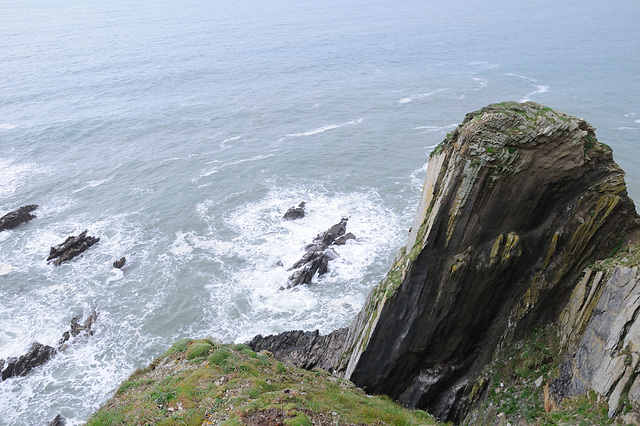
[0,205,38,232]
[247,328,348,371]
[47,230,100,266]
[113,257,126,269]
[47,414,66,426]
[283,202,306,220]
[0,342,56,381]
[283,218,355,289]
[554,251,640,417]
[0,310,98,381]
[249,102,640,422]
[335,102,639,421]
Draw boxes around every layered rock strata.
[249,102,639,422]
[555,254,640,417]
[248,328,348,371]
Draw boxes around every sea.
[1,0,639,424]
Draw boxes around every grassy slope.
[86,339,438,425]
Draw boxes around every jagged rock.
[47,414,66,426]
[58,310,99,351]
[251,102,640,422]
[283,201,306,220]
[0,205,38,232]
[284,218,352,289]
[0,310,99,381]
[334,232,356,246]
[0,342,56,381]
[247,328,348,372]
[47,230,100,266]
[113,257,126,269]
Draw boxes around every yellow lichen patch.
[490,234,504,266]
[467,377,487,404]
[566,195,621,261]
[491,234,504,259]
[502,232,521,262]
[543,232,560,269]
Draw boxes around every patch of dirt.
[242,408,287,425]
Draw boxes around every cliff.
[249,101,640,422]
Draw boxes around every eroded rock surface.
[284,218,355,289]
[0,343,56,381]
[113,256,126,269]
[247,328,348,372]
[47,230,100,266]
[0,205,38,232]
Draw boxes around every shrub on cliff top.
[186,339,214,360]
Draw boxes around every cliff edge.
[249,101,640,422]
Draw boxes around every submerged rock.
[0,205,38,232]
[250,102,640,422]
[283,201,306,220]
[113,256,126,269]
[284,218,354,289]
[47,414,66,426]
[47,230,100,266]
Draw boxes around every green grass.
[86,340,438,426]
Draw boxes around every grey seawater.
[1,0,639,424]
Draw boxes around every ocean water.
[1,0,639,424]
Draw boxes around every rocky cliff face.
[249,102,640,422]
[556,246,640,418]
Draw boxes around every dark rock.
[247,328,348,372]
[283,218,353,289]
[283,202,306,220]
[47,230,100,266]
[334,232,356,246]
[0,310,99,381]
[113,256,126,269]
[0,205,38,232]
[58,310,99,350]
[0,342,56,381]
[47,414,66,426]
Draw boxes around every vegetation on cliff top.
[86,339,437,425]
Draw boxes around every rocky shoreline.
[8,102,640,425]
